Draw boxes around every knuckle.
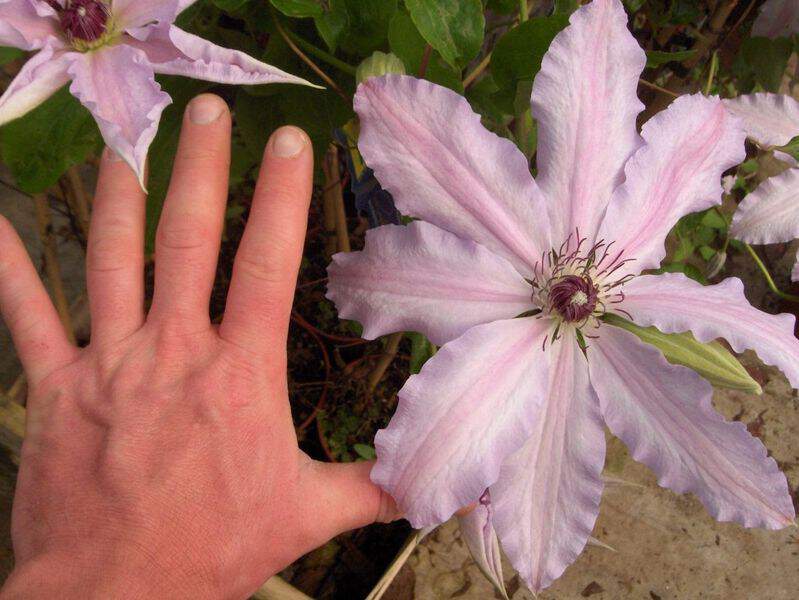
[87,235,139,274]
[156,221,210,252]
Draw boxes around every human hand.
[0,94,396,599]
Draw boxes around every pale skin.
[0,94,397,599]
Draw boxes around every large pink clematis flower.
[0,0,312,186]
[327,0,798,591]
[724,93,799,280]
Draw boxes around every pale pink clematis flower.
[0,0,312,186]
[752,0,799,39]
[327,0,798,591]
[725,93,799,280]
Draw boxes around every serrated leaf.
[339,0,396,56]
[405,0,484,69]
[0,87,102,194]
[604,314,761,394]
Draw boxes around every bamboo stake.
[365,528,431,600]
[321,146,339,257]
[367,332,403,392]
[61,166,92,241]
[32,194,75,344]
[325,146,350,254]
[252,576,313,600]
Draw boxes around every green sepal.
[602,314,761,395]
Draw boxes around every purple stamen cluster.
[532,231,635,331]
[548,274,599,322]
[49,0,109,42]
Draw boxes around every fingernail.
[269,126,307,158]
[103,146,123,162]
[189,94,225,125]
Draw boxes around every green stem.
[744,243,799,303]
[704,50,719,96]
[283,28,357,77]
[519,0,529,22]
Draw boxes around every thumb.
[297,460,401,541]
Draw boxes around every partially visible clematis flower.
[725,93,799,280]
[0,0,313,186]
[752,0,799,39]
[327,0,799,592]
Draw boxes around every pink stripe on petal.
[723,93,799,148]
[68,45,171,189]
[589,325,795,529]
[752,0,799,39]
[327,222,533,346]
[491,335,605,592]
[372,317,552,528]
[598,94,746,276]
[731,167,799,245]
[141,25,315,87]
[0,44,74,127]
[0,0,62,50]
[354,75,550,277]
[533,0,646,245]
[620,273,799,389]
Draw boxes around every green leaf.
[212,0,250,11]
[700,209,728,230]
[235,87,284,161]
[490,16,569,92]
[645,49,696,68]
[404,0,484,69]
[339,0,397,56]
[603,314,762,394]
[0,46,24,65]
[408,332,436,374]
[353,443,377,460]
[553,0,580,15]
[738,37,793,92]
[388,10,463,91]
[0,87,102,194]
[270,0,325,18]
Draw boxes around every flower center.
[548,275,599,322]
[50,0,110,44]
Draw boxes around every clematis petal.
[68,45,171,189]
[532,0,646,245]
[457,493,508,600]
[588,325,795,528]
[0,44,74,127]
[327,221,533,346]
[598,94,746,276]
[490,335,605,592]
[731,167,799,245]
[619,273,799,389]
[372,317,551,527]
[354,75,550,277]
[0,0,62,50]
[723,93,799,148]
[752,0,799,39]
[112,0,179,30]
[134,25,316,87]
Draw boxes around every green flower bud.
[603,314,761,394]
[356,51,406,85]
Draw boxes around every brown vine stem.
[418,44,433,78]
[463,52,492,88]
[60,166,91,241]
[271,11,348,102]
[367,332,403,392]
[638,78,679,98]
[33,194,75,344]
